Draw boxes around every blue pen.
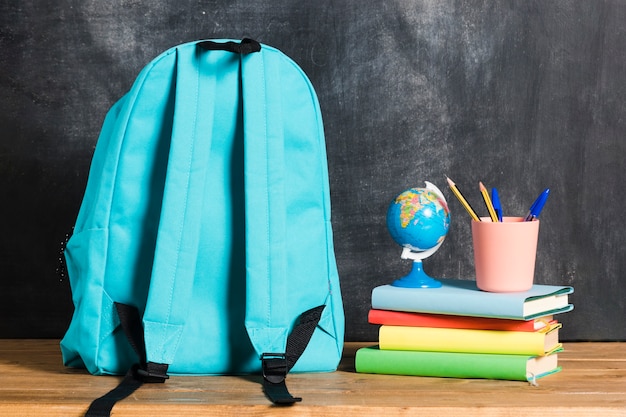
[491,187,503,222]
[524,188,550,221]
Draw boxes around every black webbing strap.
[84,365,142,417]
[261,305,326,405]
[85,303,169,417]
[86,304,326,412]
[198,38,261,54]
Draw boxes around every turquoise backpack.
[60,38,344,413]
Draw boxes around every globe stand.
[391,245,443,288]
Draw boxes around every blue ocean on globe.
[386,187,450,252]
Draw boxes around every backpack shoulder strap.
[240,42,326,404]
[140,42,217,367]
[240,43,290,354]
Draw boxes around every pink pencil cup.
[471,217,540,292]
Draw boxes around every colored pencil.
[479,182,499,222]
[446,177,481,222]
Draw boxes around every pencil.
[479,182,499,222]
[446,177,481,222]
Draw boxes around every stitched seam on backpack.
[99,58,162,359]
[261,54,273,329]
[163,47,201,335]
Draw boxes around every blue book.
[371,279,573,320]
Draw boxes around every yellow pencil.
[479,182,499,222]
[446,177,481,222]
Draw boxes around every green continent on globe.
[387,186,450,251]
[395,190,443,228]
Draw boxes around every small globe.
[386,187,450,253]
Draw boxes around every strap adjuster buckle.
[261,353,288,384]
[134,363,170,383]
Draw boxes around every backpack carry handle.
[198,38,261,54]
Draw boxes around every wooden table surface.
[1,340,625,416]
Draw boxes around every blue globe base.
[391,260,442,288]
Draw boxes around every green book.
[355,346,561,382]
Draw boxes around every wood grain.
[1,340,625,416]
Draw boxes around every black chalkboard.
[1,1,624,342]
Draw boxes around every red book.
[368,309,555,332]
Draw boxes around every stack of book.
[355,278,574,383]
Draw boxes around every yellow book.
[378,323,562,356]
